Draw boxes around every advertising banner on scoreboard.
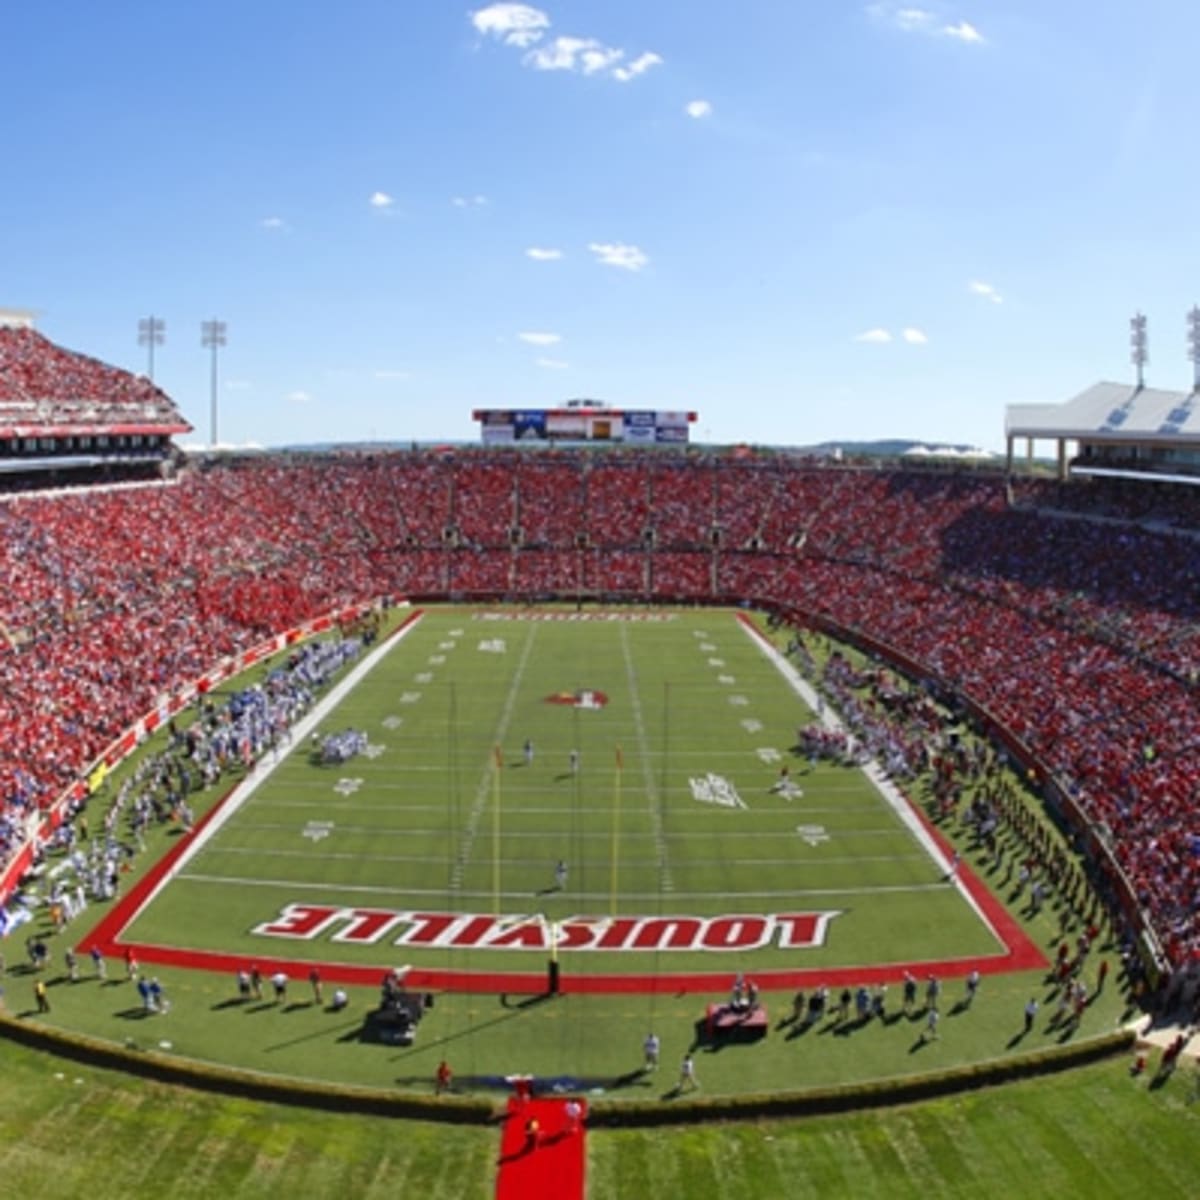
[656,425,688,443]
[546,411,588,438]
[625,411,656,443]
[475,405,694,443]
[513,411,547,440]
[482,423,515,444]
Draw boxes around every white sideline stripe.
[121,610,426,932]
[737,616,1005,952]
[176,872,951,900]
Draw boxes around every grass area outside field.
[5,608,1134,1100]
[1,1036,1197,1200]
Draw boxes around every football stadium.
[2,307,1199,1198]
[6,5,1200,1198]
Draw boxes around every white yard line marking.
[450,621,540,890]
[177,872,951,901]
[620,622,675,893]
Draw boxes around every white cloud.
[472,10,658,82]
[869,4,985,43]
[894,7,934,31]
[685,99,713,119]
[525,36,622,75]
[259,216,287,231]
[451,194,489,208]
[525,247,563,261]
[470,3,549,47]
[902,327,929,344]
[368,191,395,210]
[287,390,313,403]
[536,356,569,369]
[968,279,1003,304]
[224,379,252,391]
[588,242,649,271]
[942,19,983,42]
[518,331,562,346]
[855,328,893,343]
[613,51,663,82]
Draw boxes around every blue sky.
[2,1,1198,451]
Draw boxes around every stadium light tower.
[1188,306,1200,392]
[137,315,165,381]
[201,318,227,448]
[1130,311,1148,389]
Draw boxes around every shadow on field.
[210,997,250,1011]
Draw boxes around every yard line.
[199,843,932,868]
[177,871,949,900]
[450,621,539,890]
[620,621,674,894]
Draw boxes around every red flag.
[494,745,504,769]
[615,745,624,771]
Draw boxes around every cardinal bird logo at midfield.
[545,689,609,710]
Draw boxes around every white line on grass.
[176,871,948,901]
[190,843,933,866]
[122,610,426,929]
[620,622,674,893]
[450,621,539,890]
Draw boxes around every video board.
[473,407,696,445]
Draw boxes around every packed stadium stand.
[0,314,189,489]
[1,323,1198,984]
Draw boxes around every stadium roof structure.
[0,325,191,439]
[1005,381,1200,482]
[1006,382,1200,445]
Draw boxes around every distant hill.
[790,439,994,459]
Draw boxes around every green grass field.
[2,603,1183,1198]
[5,606,1134,1105]
[133,607,999,974]
[1,1037,1196,1200]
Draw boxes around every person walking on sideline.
[643,1031,660,1071]
[1023,996,1038,1034]
[524,1116,540,1153]
[679,1053,699,1091]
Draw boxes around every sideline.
[83,609,425,945]
[736,612,1045,970]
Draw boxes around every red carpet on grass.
[495,1097,587,1200]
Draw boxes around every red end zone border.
[78,771,1047,997]
[76,606,1046,994]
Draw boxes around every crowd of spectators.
[0,449,1196,967]
[0,327,187,432]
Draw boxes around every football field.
[109,607,1036,988]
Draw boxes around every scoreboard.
[472,404,697,445]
